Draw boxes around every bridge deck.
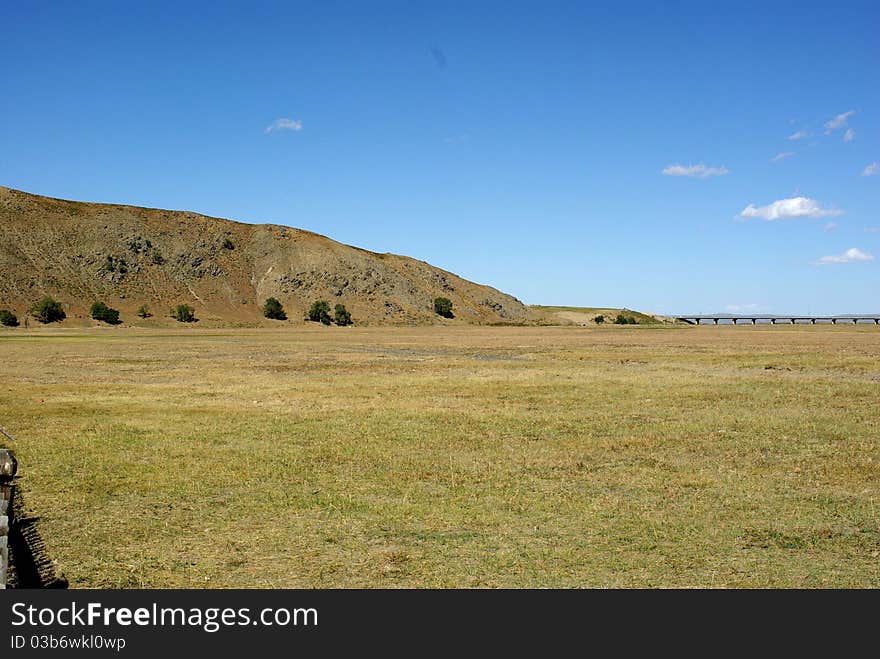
[676,315,880,325]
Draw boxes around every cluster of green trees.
[308,300,352,326]
[4,294,456,328]
[593,313,638,325]
[0,309,19,327]
[333,304,352,326]
[0,297,71,325]
[434,297,454,318]
[0,296,70,325]
[90,301,121,324]
[171,304,196,323]
[0,295,201,326]
[262,297,287,320]
[30,296,67,323]
[263,297,453,324]
[261,297,352,326]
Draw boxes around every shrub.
[151,251,165,265]
[614,314,637,325]
[0,309,19,327]
[594,315,605,324]
[137,305,152,319]
[29,296,66,323]
[434,297,454,318]
[90,301,121,324]
[334,304,352,326]
[173,304,196,323]
[307,300,332,325]
[222,238,234,250]
[262,297,287,320]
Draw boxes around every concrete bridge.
[676,315,880,325]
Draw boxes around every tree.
[173,304,196,323]
[594,315,605,324]
[0,309,19,327]
[434,297,453,318]
[29,296,66,323]
[334,303,352,326]
[90,301,121,324]
[137,305,152,318]
[262,297,287,320]
[307,300,332,325]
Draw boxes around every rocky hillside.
[0,186,532,326]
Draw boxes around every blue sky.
[2,1,877,314]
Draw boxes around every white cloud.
[265,118,303,133]
[788,130,810,141]
[724,303,759,313]
[772,152,795,162]
[823,221,838,232]
[824,110,855,133]
[862,162,878,177]
[866,227,880,233]
[843,128,855,142]
[662,163,730,178]
[739,197,843,221]
[814,247,874,265]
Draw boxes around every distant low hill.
[0,186,532,326]
[530,305,663,325]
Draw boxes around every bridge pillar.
[770,318,775,325]
[731,318,737,325]
[751,318,756,325]
[811,318,816,324]
[875,319,879,325]
[713,318,718,325]
[853,318,858,324]
[790,318,796,324]
[831,318,836,324]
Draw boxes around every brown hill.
[0,186,532,326]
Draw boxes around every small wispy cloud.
[824,110,855,133]
[862,162,878,177]
[772,152,795,162]
[265,118,303,133]
[843,128,855,142]
[429,44,448,69]
[866,227,880,233]
[740,197,843,221]
[823,221,838,232]
[724,303,759,313]
[662,163,730,179]
[443,133,470,145]
[788,130,810,141]
[814,247,874,265]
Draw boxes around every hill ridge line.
[0,186,531,327]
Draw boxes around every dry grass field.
[1,324,878,588]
